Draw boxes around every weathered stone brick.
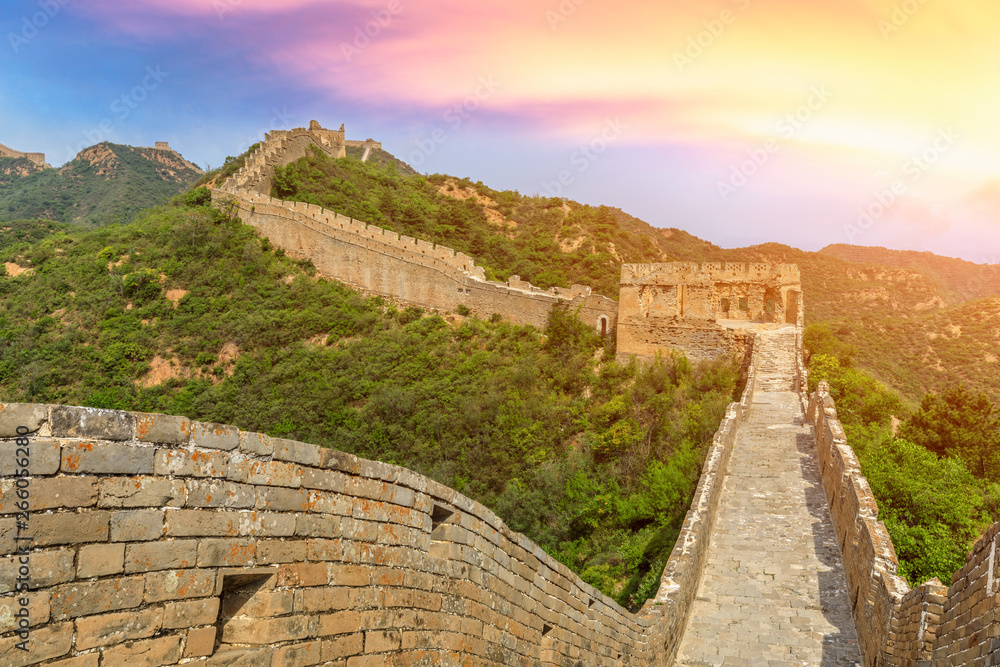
[30,509,110,547]
[0,402,50,436]
[165,508,240,537]
[296,514,342,538]
[239,430,273,456]
[98,476,186,508]
[0,476,97,513]
[61,441,153,474]
[365,629,402,653]
[329,563,372,587]
[246,460,302,487]
[322,632,364,661]
[155,448,228,477]
[223,589,292,618]
[125,540,198,573]
[297,586,350,613]
[0,548,74,592]
[201,646,273,665]
[43,655,99,667]
[75,606,164,649]
[50,576,144,619]
[133,411,191,444]
[183,625,217,657]
[163,596,220,629]
[274,438,322,466]
[0,437,60,475]
[99,635,181,667]
[221,614,313,644]
[319,448,362,475]
[316,609,363,636]
[0,590,49,630]
[240,511,296,538]
[278,561,328,587]
[0,620,72,667]
[51,406,134,441]
[144,568,216,602]
[0,518,14,555]
[257,539,308,564]
[111,509,165,541]
[255,486,310,512]
[300,467,348,493]
[78,542,126,578]
[226,453,252,484]
[198,538,256,567]
[191,421,240,450]
[273,640,323,666]
[186,479,254,508]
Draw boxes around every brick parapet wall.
[0,142,49,169]
[802,364,1000,666]
[0,352,759,666]
[211,126,618,332]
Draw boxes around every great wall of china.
[0,142,49,169]
[1,123,997,665]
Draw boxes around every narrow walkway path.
[675,330,861,666]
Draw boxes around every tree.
[899,385,1000,480]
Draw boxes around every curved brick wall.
[803,375,1000,665]
[210,124,618,332]
[0,338,757,665]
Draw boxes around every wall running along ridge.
[0,346,758,665]
[804,376,1000,665]
[0,142,49,169]
[210,123,617,332]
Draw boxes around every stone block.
[239,430,273,456]
[78,542,126,578]
[186,479,254,508]
[322,633,364,661]
[0,548,75,592]
[257,539,307,564]
[100,635,181,667]
[273,640,323,666]
[111,509,165,541]
[144,568,216,602]
[165,508,240,537]
[255,486,310,512]
[163,596,221,629]
[198,538,256,567]
[42,656,99,667]
[0,621,73,667]
[155,448,228,477]
[0,403,49,436]
[221,614,312,644]
[241,511,296,538]
[75,606,164,649]
[0,476,97,513]
[0,437,61,475]
[51,406,134,440]
[133,411,191,444]
[30,509,110,547]
[98,476,186,508]
[184,626,217,657]
[278,561,328,587]
[191,421,240,451]
[0,590,49,630]
[274,438,322,466]
[61,441,154,474]
[300,468,347,493]
[246,460,302,487]
[320,448,361,474]
[125,540,198,573]
[50,576,144,619]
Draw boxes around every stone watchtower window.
[739,297,748,311]
[720,298,730,312]
[765,300,775,314]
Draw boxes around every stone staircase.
[754,328,798,392]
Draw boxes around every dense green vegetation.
[0,218,70,252]
[0,198,742,608]
[0,143,201,226]
[804,323,998,586]
[271,146,668,297]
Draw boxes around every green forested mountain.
[0,142,202,226]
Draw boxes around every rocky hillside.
[0,142,202,226]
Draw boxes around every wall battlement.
[1,346,758,665]
[0,142,49,169]
[211,122,617,331]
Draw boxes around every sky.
[2,0,999,263]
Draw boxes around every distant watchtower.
[154,142,171,151]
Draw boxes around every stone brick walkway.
[675,330,862,666]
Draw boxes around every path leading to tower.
[674,328,862,666]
